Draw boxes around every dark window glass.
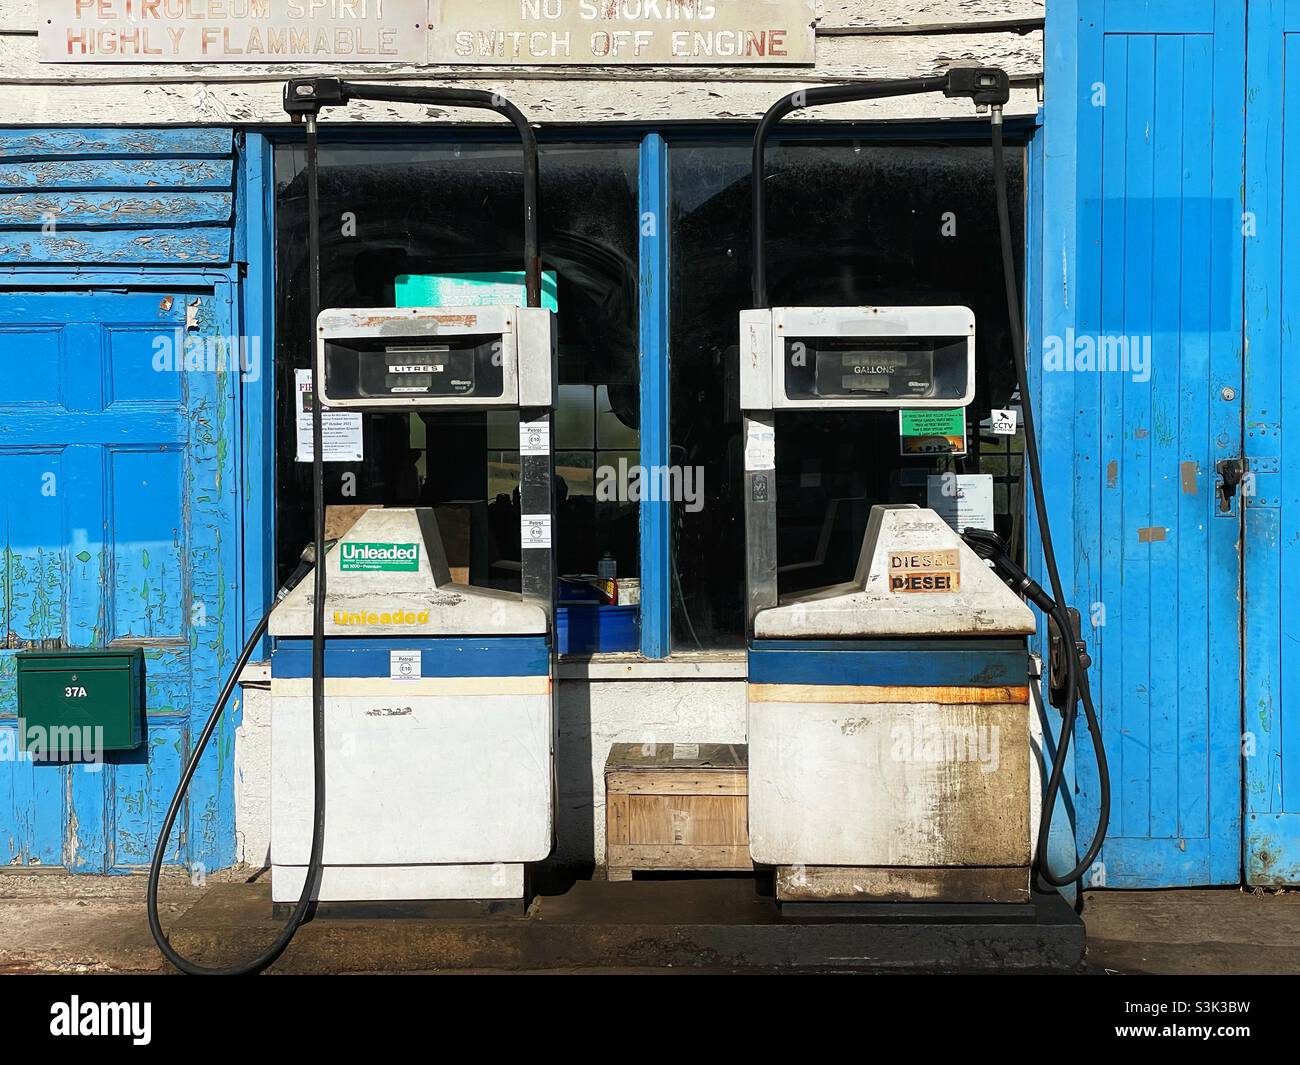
[670,138,1026,649]
[274,141,639,593]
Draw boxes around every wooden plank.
[0,79,1041,124]
[816,1,1043,28]
[0,158,234,189]
[1095,30,1128,861]
[1175,32,1214,845]
[0,190,232,227]
[606,740,746,769]
[0,126,233,159]
[1145,34,1182,842]
[0,226,231,262]
[0,0,35,31]
[607,843,753,871]
[1119,33,1156,843]
[619,794,748,846]
[749,683,1029,704]
[605,771,747,796]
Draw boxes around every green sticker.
[340,542,420,572]
[899,409,968,457]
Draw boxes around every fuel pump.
[147,79,555,973]
[741,68,1109,905]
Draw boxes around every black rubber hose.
[144,558,324,974]
[991,111,1111,887]
[337,83,542,309]
[146,115,331,975]
[751,77,948,308]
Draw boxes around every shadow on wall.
[553,678,747,868]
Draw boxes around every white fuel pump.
[740,68,1110,907]
[266,304,557,905]
[147,78,555,973]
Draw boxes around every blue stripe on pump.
[272,637,551,679]
[748,641,1029,688]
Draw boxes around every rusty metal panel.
[748,693,1031,869]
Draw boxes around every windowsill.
[239,661,271,687]
[556,652,746,680]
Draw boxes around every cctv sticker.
[521,514,552,549]
[889,549,961,594]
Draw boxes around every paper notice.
[295,368,363,463]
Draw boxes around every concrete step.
[165,876,1085,974]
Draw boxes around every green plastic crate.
[16,648,144,756]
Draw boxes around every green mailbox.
[15,648,145,757]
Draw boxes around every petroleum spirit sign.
[38,0,816,65]
[39,0,428,62]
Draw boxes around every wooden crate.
[604,742,750,880]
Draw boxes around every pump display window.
[274,140,640,649]
[669,136,1027,650]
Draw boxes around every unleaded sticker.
[340,542,420,572]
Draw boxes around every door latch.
[1215,458,1246,513]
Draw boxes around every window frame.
[254,119,1038,661]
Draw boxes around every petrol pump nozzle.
[276,539,339,602]
[960,527,1056,614]
[962,527,1093,713]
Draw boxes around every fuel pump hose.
[146,114,331,975]
[990,108,1111,888]
[144,554,325,975]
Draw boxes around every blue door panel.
[1070,1,1245,887]
[0,288,239,873]
[1243,2,1300,885]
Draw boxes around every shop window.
[274,141,640,633]
[669,138,1026,650]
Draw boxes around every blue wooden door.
[1067,2,1246,886]
[1243,0,1300,885]
[0,287,239,874]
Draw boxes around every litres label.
[340,542,420,572]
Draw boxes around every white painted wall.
[235,665,747,869]
[0,1,1044,124]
